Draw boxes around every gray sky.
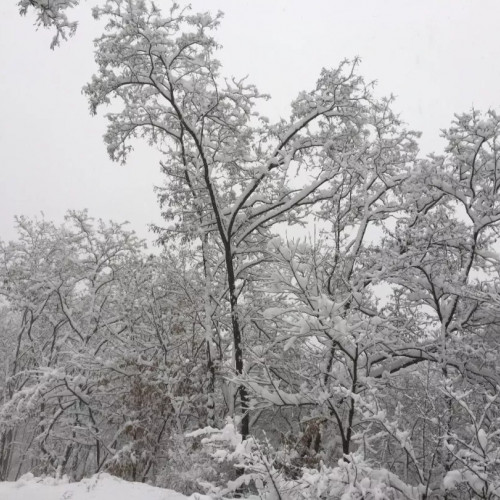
[1,0,500,245]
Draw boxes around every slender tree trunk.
[0,429,14,480]
[202,236,216,427]
[344,346,358,456]
[225,247,249,439]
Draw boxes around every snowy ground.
[0,473,214,500]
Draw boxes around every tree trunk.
[225,248,249,439]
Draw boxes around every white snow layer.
[0,473,212,500]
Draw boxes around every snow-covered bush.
[189,419,425,499]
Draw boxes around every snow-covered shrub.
[189,419,424,499]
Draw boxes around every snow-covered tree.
[0,213,210,483]
[81,0,424,441]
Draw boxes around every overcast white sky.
[1,0,500,245]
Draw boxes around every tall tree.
[82,0,409,438]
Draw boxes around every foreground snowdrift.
[0,473,211,500]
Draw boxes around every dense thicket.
[4,0,500,498]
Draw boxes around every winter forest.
[1,1,500,499]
